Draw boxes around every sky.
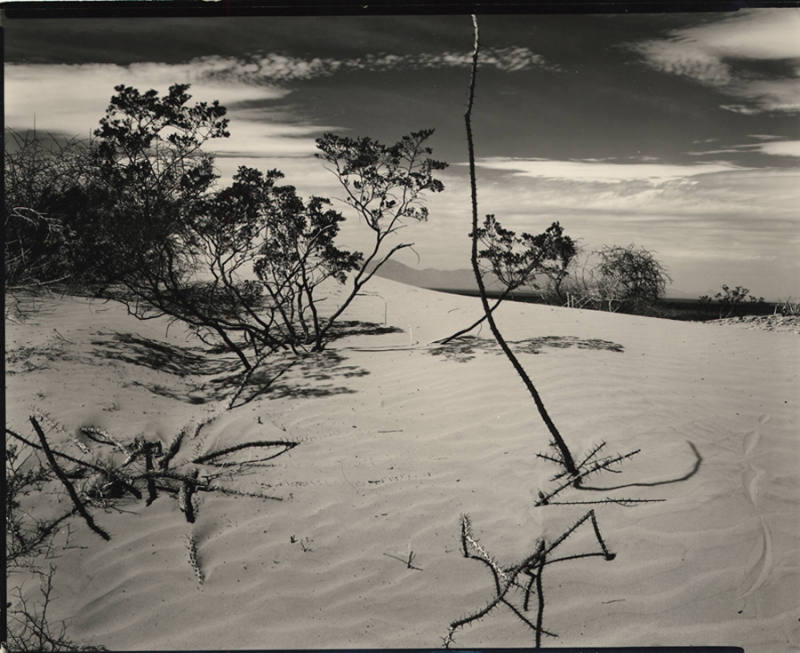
[5,9,800,298]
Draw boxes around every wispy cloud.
[198,47,552,84]
[633,9,800,113]
[6,46,551,175]
[757,140,800,157]
[5,61,338,178]
[470,157,744,183]
[6,61,289,134]
[415,163,799,295]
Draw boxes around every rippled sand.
[6,278,799,651]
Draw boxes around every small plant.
[383,549,422,571]
[700,284,765,318]
[775,297,800,316]
[185,533,205,587]
[5,444,63,566]
[6,442,107,651]
[7,564,107,652]
[436,218,576,344]
[5,413,297,587]
[290,534,314,553]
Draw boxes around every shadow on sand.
[211,349,369,407]
[91,331,235,376]
[91,326,377,406]
[430,335,625,363]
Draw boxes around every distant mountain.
[368,259,705,301]
[367,259,509,292]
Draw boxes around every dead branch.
[29,417,110,541]
[192,439,298,465]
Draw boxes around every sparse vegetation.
[437,217,576,344]
[444,15,704,649]
[775,297,800,316]
[5,441,107,652]
[4,130,95,291]
[588,245,671,313]
[700,284,765,318]
[4,412,298,648]
[5,84,445,406]
[7,12,792,653]
[7,564,108,652]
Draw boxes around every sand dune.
[5,278,799,651]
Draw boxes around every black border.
[2,0,796,650]
[2,0,798,19]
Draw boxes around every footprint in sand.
[738,414,774,600]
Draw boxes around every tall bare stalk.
[464,15,579,481]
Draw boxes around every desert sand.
[5,277,800,651]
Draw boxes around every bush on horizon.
[700,284,765,318]
[560,244,671,314]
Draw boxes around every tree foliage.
[4,131,94,288]
[311,129,447,348]
[90,83,228,280]
[475,215,576,298]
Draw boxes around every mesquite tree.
[84,83,446,375]
[700,284,764,318]
[252,178,364,350]
[594,245,670,312]
[93,83,228,278]
[311,130,447,349]
[476,216,575,294]
[438,217,576,344]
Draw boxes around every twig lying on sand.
[192,439,297,465]
[383,551,422,571]
[444,511,615,648]
[29,417,111,541]
[6,427,142,500]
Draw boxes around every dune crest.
[6,278,799,651]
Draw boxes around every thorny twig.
[444,511,614,648]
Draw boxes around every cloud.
[469,157,744,183]
[5,60,290,134]
[5,60,340,180]
[5,46,551,177]
[414,162,800,289]
[633,9,800,113]
[196,46,552,85]
[757,140,800,157]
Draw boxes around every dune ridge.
[5,277,799,651]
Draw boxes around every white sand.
[5,278,799,651]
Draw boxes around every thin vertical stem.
[464,14,579,481]
[535,549,546,648]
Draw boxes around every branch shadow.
[210,349,368,406]
[91,331,237,377]
[579,441,702,492]
[324,320,404,342]
[91,324,380,406]
[430,335,625,363]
